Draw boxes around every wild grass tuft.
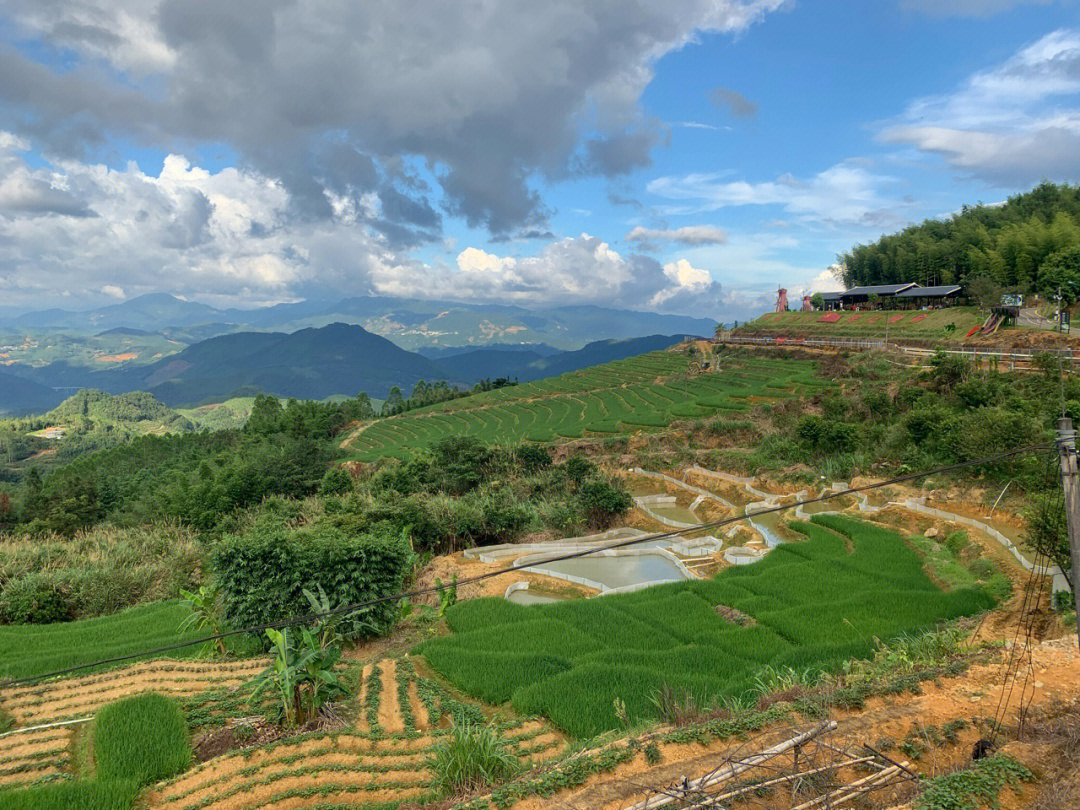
[425,720,521,796]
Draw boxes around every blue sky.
[0,0,1078,319]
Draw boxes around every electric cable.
[1,441,1057,689]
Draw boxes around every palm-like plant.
[249,624,348,727]
[178,583,227,656]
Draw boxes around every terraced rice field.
[418,516,998,738]
[0,659,267,727]
[346,351,832,460]
[149,656,564,810]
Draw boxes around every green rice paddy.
[417,515,996,738]
[0,601,230,681]
[346,350,833,461]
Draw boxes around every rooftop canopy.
[841,283,920,298]
[894,285,962,298]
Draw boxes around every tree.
[1023,493,1071,585]
[1037,247,1080,304]
[967,275,1002,309]
[809,292,825,311]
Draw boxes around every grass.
[734,308,984,340]
[0,600,237,681]
[0,780,139,810]
[95,693,192,785]
[426,721,521,796]
[417,515,997,738]
[345,350,832,462]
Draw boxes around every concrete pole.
[1056,417,1080,646]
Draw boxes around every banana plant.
[178,583,227,656]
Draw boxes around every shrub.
[212,522,411,634]
[944,531,968,556]
[561,455,596,484]
[578,479,633,529]
[95,693,192,785]
[0,573,69,624]
[318,467,353,496]
[425,721,521,796]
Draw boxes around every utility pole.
[1056,417,1080,645]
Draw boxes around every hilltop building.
[811,283,963,311]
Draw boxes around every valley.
[1,336,1076,810]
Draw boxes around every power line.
[2,441,1056,689]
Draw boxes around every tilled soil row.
[156,734,435,802]
[3,661,266,725]
[0,726,73,791]
[3,660,267,703]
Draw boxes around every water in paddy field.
[506,589,563,605]
[651,505,701,524]
[525,552,689,590]
[748,510,786,547]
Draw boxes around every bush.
[944,531,969,556]
[318,467,353,496]
[212,522,411,634]
[0,524,202,625]
[95,693,192,785]
[578,479,632,529]
[425,721,520,795]
[0,573,69,624]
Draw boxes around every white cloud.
[0,143,724,314]
[647,162,912,227]
[881,28,1080,184]
[625,225,728,245]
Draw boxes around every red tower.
[801,295,812,312]
[775,287,788,313]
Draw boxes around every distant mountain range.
[0,293,715,351]
[0,324,693,415]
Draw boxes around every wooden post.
[1056,417,1080,647]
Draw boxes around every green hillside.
[345,348,833,461]
[840,181,1080,295]
[734,308,983,341]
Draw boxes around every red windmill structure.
[801,295,812,312]
[775,287,788,313]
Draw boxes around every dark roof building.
[894,285,961,299]
[841,283,919,299]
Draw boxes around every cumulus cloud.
[0,143,723,313]
[647,161,912,227]
[625,225,728,245]
[384,235,723,313]
[709,87,758,117]
[0,0,785,236]
[881,28,1080,185]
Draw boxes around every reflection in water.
[522,552,689,591]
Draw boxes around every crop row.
[151,656,562,810]
[0,726,72,790]
[349,352,829,460]
[1,658,267,726]
[417,515,997,737]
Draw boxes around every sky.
[0,0,1078,321]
